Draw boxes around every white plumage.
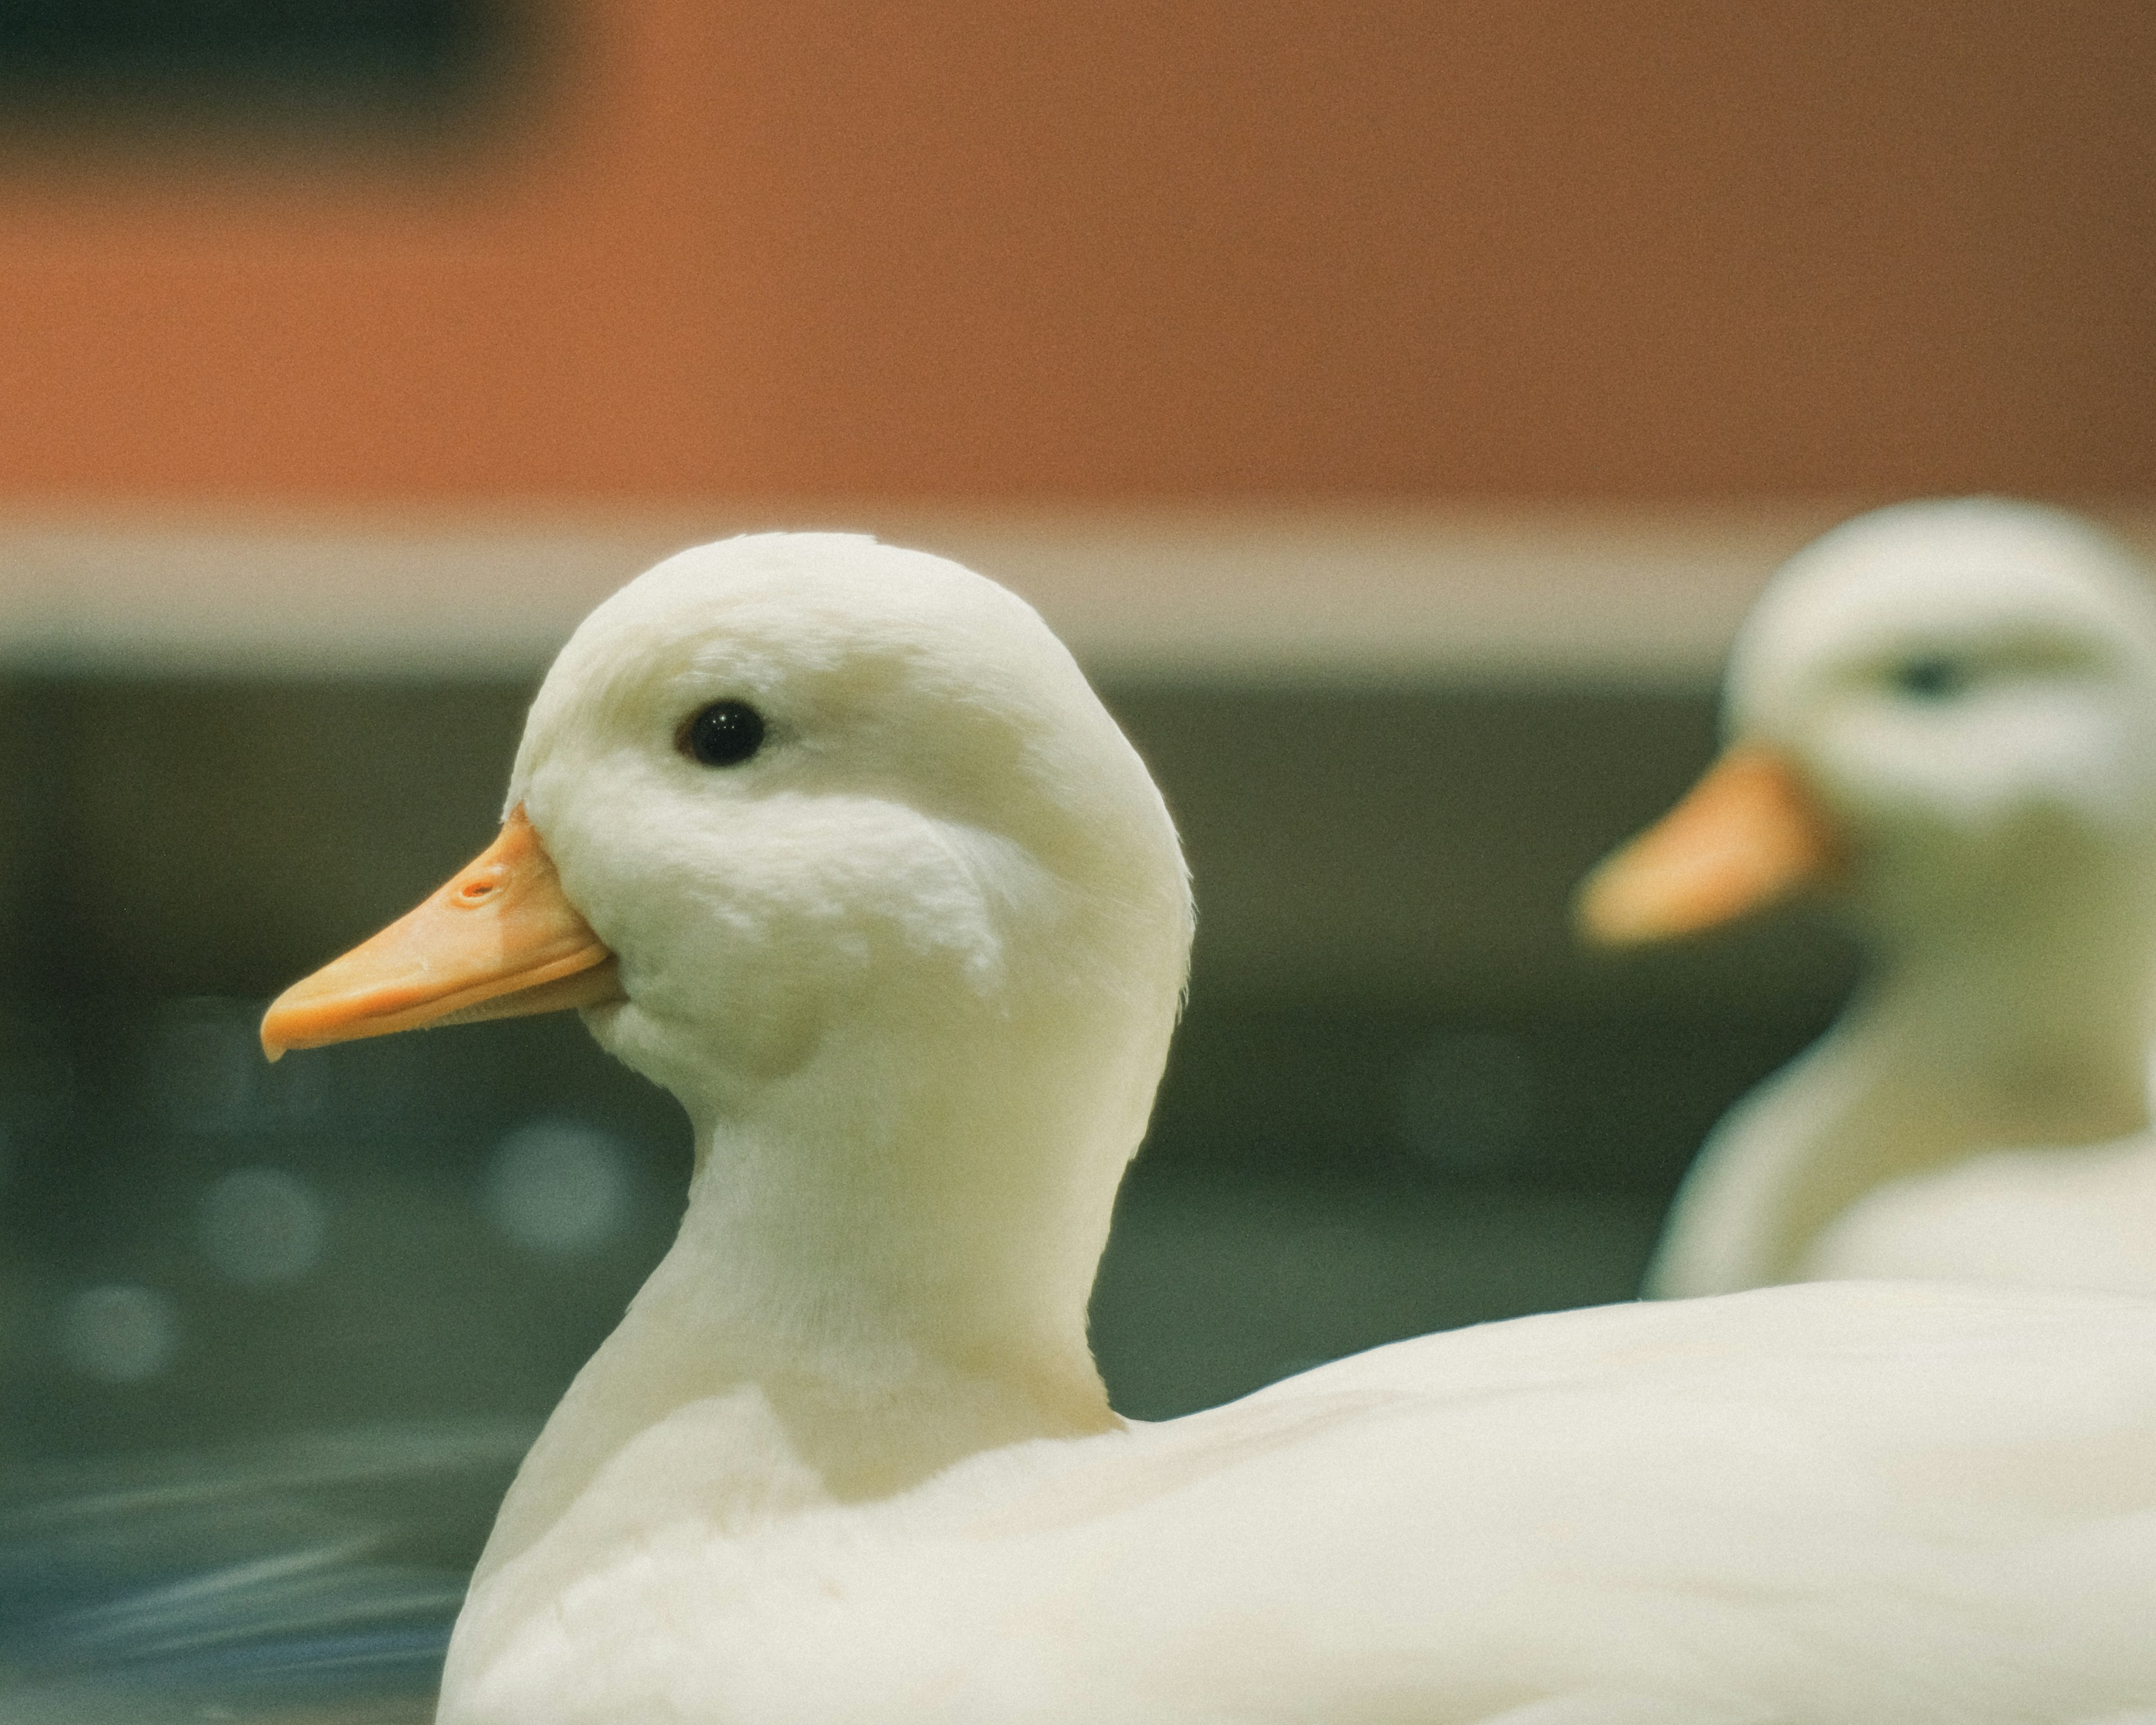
[1583,500,2156,1299]
[263,532,2156,1723]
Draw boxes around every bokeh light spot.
[482,1120,631,1254]
[59,1284,177,1385]
[200,1166,328,1285]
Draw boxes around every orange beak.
[1573,744,1848,946]
[260,805,623,1061]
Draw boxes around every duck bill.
[1573,745,1847,946]
[260,805,622,1061]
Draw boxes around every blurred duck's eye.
[1892,656,1967,701]
[682,700,766,767]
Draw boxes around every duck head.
[263,533,1192,1377]
[1577,499,2156,962]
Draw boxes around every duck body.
[1656,995,2156,1298]
[445,1281,2156,1725]
[261,532,2156,1723]
[1806,1135,2156,1292]
[1648,956,2156,1298]
[1580,500,2156,1298]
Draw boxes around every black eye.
[682,700,766,767]
[1892,655,1967,700]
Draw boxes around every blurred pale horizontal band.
[3,504,2153,687]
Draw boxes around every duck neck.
[1724,866,2156,1285]
[1855,870,2156,1142]
[469,1004,1151,1586]
[662,1041,1129,1444]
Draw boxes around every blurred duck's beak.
[1573,745,1847,946]
[261,805,622,1061]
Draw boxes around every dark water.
[0,1422,522,1722]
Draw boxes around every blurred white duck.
[263,533,2156,1723]
[1579,499,2156,1299]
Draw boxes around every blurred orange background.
[2,1,2150,506]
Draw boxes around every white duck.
[263,533,2156,1724]
[1578,499,2156,1299]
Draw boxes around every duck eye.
[682,700,766,767]
[1892,655,1967,701]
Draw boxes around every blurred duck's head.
[1577,499,2156,951]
